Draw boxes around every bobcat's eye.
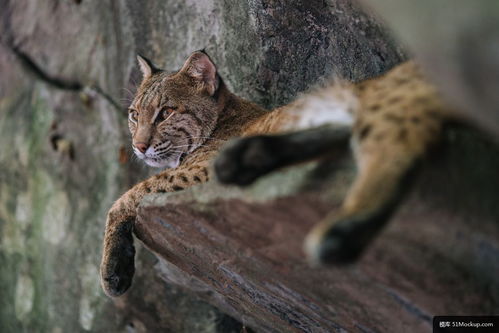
[160,107,177,121]
[128,109,138,123]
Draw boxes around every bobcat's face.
[128,52,221,168]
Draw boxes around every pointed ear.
[180,51,219,96]
[137,54,159,79]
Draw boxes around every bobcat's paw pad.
[100,242,135,297]
[215,136,278,186]
[304,220,366,266]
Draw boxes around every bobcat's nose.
[134,142,149,154]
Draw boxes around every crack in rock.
[0,5,121,111]
[4,40,122,112]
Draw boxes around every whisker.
[187,136,228,142]
[163,150,184,153]
[170,145,192,148]
[156,150,184,157]
[171,144,211,149]
[121,87,136,96]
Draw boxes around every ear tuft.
[180,51,219,96]
[137,55,159,79]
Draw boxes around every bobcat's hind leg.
[215,125,351,186]
[305,149,419,264]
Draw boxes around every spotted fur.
[216,61,457,265]
[100,51,269,297]
[101,51,456,297]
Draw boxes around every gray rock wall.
[0,0,402,332]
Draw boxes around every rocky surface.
[0,0,403,332]
[137,128,499,332]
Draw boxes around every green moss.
[0,88,56,332]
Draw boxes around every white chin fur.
[143,154,181,169]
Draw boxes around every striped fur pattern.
[128,53,221,168]
[100,51,457,297]
[100,51,268,297]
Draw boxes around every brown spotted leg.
[100,164,210,297]
[304,98,447,265]
[304,148,419,264]
[215,124,351,186]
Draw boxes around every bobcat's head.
[128,51,223,168]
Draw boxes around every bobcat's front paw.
[215,136,280,186]
[100,216,136,297]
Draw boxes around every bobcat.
[100,50,456,297]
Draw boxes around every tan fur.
[100,52,268,296]
[296,62,452,263]
[100,51,456,297]
[217,61,456,264]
